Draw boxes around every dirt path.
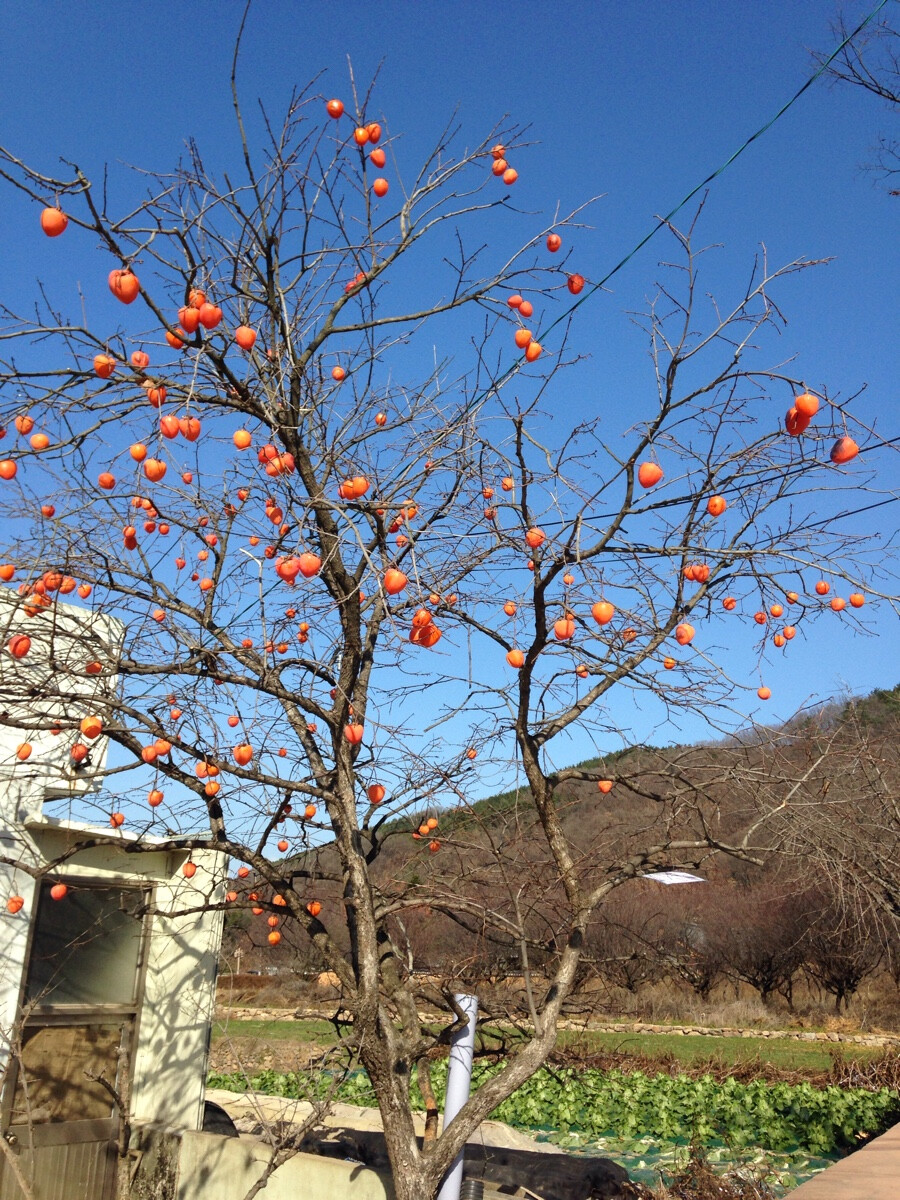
[209,1036,325,1075]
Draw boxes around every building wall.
[1,824,225,1131]
[131,853,225,1129]
[0,592,123,804]
[0,592,227,1141]
[0,591,126,1081]
[0,845,37,1078]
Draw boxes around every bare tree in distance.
[710,882,809,1011]
[0,41,897,1200]
[580,890,670,998]
[818,9,900,191]
[803,890,884,1014]
[769,691,900,933]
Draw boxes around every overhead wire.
[454,0,896,540]
[492,0,893,378]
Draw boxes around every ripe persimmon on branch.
[0,62,894,1200]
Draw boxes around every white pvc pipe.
[436,992,479,1200]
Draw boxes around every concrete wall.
[0,589,229,1197]
[174,1130,394,1200]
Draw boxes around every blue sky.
[0,0,897,775]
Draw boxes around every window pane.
[10,1023,124,1124]
[25,885,145,1007]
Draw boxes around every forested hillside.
[225,685,900,1016]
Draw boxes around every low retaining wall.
[178,1130,394,1200]
[130,1095,629,1200]
[217,1008,900,1048]
[587,1021,900,1047]
[130,1125,394,1200]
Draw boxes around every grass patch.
[556,1029,882,1073]
[213,1018,333,1044]
[213,1018,881,1075]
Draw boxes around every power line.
[539,0,892,340]
[487,0,890,373]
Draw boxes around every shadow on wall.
[131,1125,395,1200]
[130,1120,630,1200]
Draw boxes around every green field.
[214,1018,333,1044]
[210,1020,897,1197]
[213,1016,884,1074]
[555,1028,882,1072]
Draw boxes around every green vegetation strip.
[556,1029,882,1072]
[207,1061,899,1157]
[215,1018,883,1073]
[214,1019,333,1043]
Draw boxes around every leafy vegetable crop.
[207,1063,899,1156]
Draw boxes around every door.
[0,880,148,1200]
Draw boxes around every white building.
[0,592,225,1200]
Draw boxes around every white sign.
[644,870,706,885]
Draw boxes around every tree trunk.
[384,1149,431,1200]
[782,978,795,1012]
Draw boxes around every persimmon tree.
[0,61,894,1200]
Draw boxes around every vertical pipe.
[436,992,478,1200]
